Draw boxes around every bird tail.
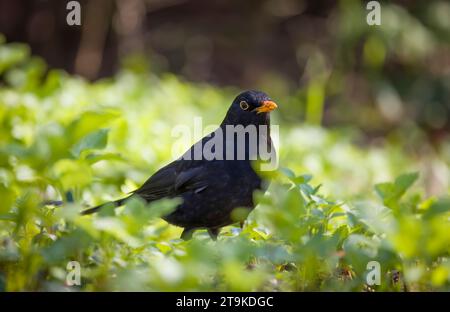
[80,197,130,215]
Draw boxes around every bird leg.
[207,228,220,240]
[181,228,195,240]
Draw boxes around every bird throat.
[218,114,272,162]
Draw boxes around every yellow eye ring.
[240,101,249,110]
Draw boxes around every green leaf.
[279,167,296,179]
[423,198,450,219]
[296,174,313,184]
[67,109,120,144]
[70,128,109,157]
[395,172,419,192]
[374,172,419,207]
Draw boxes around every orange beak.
[255,100,278,114]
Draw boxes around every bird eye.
[240,101,249,110]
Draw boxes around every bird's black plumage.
[81,90,278,239]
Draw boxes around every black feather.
[81,90,277,239]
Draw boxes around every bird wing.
[133,160,209,201]
[81,160,211,215]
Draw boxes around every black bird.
[81,90,278,240]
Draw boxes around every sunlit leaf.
[70,129,109,157]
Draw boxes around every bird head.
[222,90,278,127]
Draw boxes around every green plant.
[0,39,448,292]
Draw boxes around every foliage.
[0,38,449,291]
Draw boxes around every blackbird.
[81,90,278,240]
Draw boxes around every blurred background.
[0,0,449,292]
[1,0,449,132]
[1,0,449,197]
